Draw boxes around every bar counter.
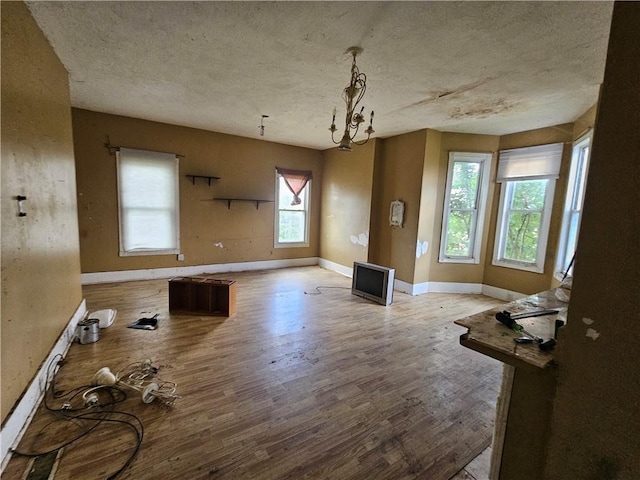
[454,288,569,480]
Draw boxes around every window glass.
[439,152,491,263]
[275,175,310,246]
[493,179,555,272]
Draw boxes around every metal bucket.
[78,318,99,344]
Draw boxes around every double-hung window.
[556,133,591,275]
[275,167,312,247]
[116,147,180,256]
[493,143,563,273]
[439,152,492,263]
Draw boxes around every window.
[116,148,180,256]
[493,143,563,273]
[439,152,492,263]
[556,133,591,275]
[275,167,312,247]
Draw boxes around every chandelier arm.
[330,129,341,145]
[352,132,372,146]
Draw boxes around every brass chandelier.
[329,46,375,152]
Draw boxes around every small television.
[351,261,395,306]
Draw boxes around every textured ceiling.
[26,1,614,150]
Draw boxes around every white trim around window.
[492,143,563,273]
[439,151,492,264]
[492,178,556,273]
[274,173,311,248]
[116,147,180,256]
[555,132,592,276]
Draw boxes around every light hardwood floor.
[4,266,503,480]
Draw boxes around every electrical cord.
[304,286,350,295]
[72,410,144,480]
[11,355,144,479]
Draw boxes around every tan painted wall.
[428,132,500,284]
[482,124,573,294]
[1,2,82,422]
[369,130,428,283]
[413,129,442,284]
[319,141,376,269]
[542,4,640,477]
[73,109,322,273]
[573,104,597,140]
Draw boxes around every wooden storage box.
[169,276,236,316]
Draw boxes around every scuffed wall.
[319,141,376,269]
[72,109,322,273]
[369,130,428,284]
[542,3,640,477]
[412,129,441,284]
[1,2,82,422]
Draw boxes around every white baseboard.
[393,280,485,296]
[317,258,353,278]
[1,299,87,473]
[481,284,527,302]
[429,282,483,294]
[394,278,420,295]
[316,261,518,300]
[81,257,320,284]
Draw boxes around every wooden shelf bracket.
[213,198,275,210]
[186,174,221,186]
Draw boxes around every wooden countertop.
[454,289,569,370]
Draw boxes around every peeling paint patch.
[349,232,369,247]
[582,317,594,325]
[586,328,600,340]
[214,242,224,248]
[416,240,428,258]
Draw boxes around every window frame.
[116,148,180,257]
[439,151,492,264]
[492,178,556,273]
[274,172,311,248]
[555,132,592,275]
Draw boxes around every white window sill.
[438,257,480,264]
[492,259,544,274]
[119,249,180,257]
[274,242,309,249]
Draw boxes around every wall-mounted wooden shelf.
[186,174,221,186]
[213,198,274,210]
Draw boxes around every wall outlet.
[177,253,185,261]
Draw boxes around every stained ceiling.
[25,1,614,150]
